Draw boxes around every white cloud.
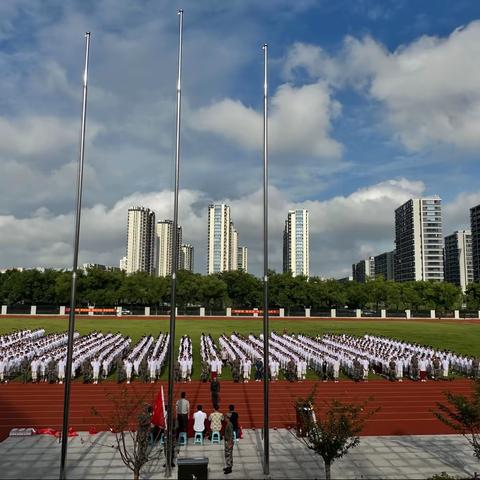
[190,81,343,158]
[285,21,480,151]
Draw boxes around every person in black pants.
[211,377,220,406]
[228,404,240,439]
[176,392,189,437]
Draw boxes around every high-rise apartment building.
[444,230,473,292]
[126,207,156,275]
[156,220,182,277]
[207,204,231,274]
[237,246,248,272]
[119,256,127,272]
[374,250,395,280]
[394,198,444,282]
[283,209,310,277]
[352,256,375,283]
[229,223,238,271]
[471,204,480,282]
[180,244,194,272]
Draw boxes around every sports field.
[1,316,479,380]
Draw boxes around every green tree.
[219,270,261,308]
[433,381,480,461]
[198,275,227,314]
[465,283,480,310]
[295,388,379,480]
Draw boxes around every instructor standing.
[223,413,234,475]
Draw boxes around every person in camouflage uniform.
[116,357,126,383]
[410,354,419,381]
[286,358,296,382]
[47,358,57,384]
[231,359,240,383]
[82,359,92,383]
[140,357,149,383]
[174,360,181,382]
[352,358,362,382]
[432,356,442,380]
[388,358,397,381]
[200,359,209,383]
[136,404,153,466]
[20,358,30,383]
[471,357,480,380]
[223,413,234,474]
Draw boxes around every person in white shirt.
[91,357,100,384]
[31,357,39,383]
[58,358,66,384]
[419,357,428,382]
[442,356,449,378]
[193,405,207,434]
[333,358,340,383]
[0,356,5,383]
[125,359,133,384]
[148,357,157,383]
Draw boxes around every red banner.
[231,309,279,315]
[65,307,117,313]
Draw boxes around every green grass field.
[1,316,479,381]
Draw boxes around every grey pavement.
[0,430,479,479]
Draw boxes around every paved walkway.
[0,430,478,479]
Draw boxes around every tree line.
[1,267,480,312]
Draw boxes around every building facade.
[207,204,232,274]
[352,256,375,283]
[237,246,248,272]
[374,250,395,280]
[471,204,480,282]
[119,256,127,272]
[283,209,310,277]
[444,230,473,292]
[229,223,238,271]
[156,220,182,277]
[180,244,194,272]
[126,207,156,275]
[394,198,444,282]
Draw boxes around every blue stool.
[194,431,203,445]
[211,431,221,444]
[178,432,187,445]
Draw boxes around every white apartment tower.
[156,220,182,277]
[283,209,310,277]
[180,244,194,272]
[394,198,444,282]
[237,246,248,272]
[126,207,156,275]
[229,223,238,271]
[444,230,473,292]
[208,204,231,274]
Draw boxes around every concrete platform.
[0,430,478,479]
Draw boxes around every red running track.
[0,379,473,441]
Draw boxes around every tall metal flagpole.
[60,32,91,480]
[166,9,183,478]
[262,43,270,476]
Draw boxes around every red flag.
[151,385,166,428]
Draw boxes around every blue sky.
[1,0,480,277]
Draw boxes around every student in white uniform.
[58,357,66,384]
[333,358,340,383]
[0,356,6,383]
[441,356,449,378]
[31,357,39,383]
[125,359,133,384]
[91,357,101,384]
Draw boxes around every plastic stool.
[178,432,187,445]
[194,431,203,445]
[211,431,221,444]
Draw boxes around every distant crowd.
[0,328,479,384]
